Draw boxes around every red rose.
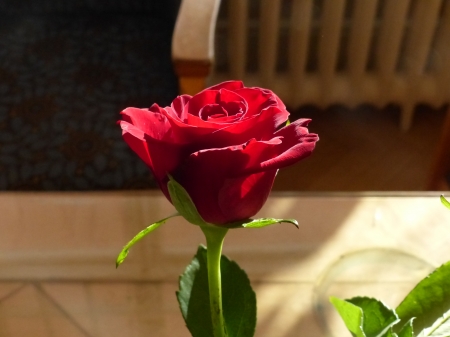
[119,81,318,225]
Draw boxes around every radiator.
[210,0,450,130]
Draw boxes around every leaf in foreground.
[331,296,399,337]
[397,319,414,337]
[330,296,365,337]
[347,297,399,337]
[418,309,450,337]
[116,214,178,268]
[177,245,257,337]
[396,261,450,335]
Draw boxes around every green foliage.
[239,218,299,229]
[330,297,365,337]
[348,297,399,337]
[330,297,398,337]
[418,309,450,336]
[177,245,257,337]
[332,197,450,337]
[397,319,414,337]
[396,261,450,334]
[332,262,450,337]
[116,214,178,268]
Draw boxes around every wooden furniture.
[428,108,450,190]
[172,0,221,95]
[0,192,448,336]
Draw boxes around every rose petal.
[207,80,244,91]
[204,106,289,147]
[199,104,228,121]
[119,121,153,168]
[235,87,280,118]
[121,105,173,142]
[186,90,219,117]
[258,119,319,171]
[216,89,247,116]
[170,95,191,122]
[218,170,278,221]
[175,138,284,224]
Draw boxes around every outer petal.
[121,105,173,142]
[174,139,278,224]
[258,119,319,172]
[175,134,305,224]
[120,121,153,168]
[218,170,278,222]
[206,80,244,91]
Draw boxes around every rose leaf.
[396,261,450,335]
[240,218,299,229]
[116,213,178,268]
[167,175,209,227]
[330,297,365,337]
[383,329,398,337]
[348,297,400,337]
[397,319,414,337]
[441,195,450,210]
[417,309,450,337]
[330,296,400,337]
[177,245,257,337]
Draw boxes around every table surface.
[0,191,449,337]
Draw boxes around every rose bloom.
[119,81,318,225]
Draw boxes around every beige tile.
[0,283,87,337]
[42,282,164,337]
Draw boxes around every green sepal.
[239,218,299,229]
[167,175,210,227]
[396,261,450,335]
[177,245,257,337]
[441,195,450,210]
[116,213,178,268]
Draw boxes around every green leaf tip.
[115,213,178,268]
[167,175,209,227]
[240,218,299,229]
[441,195,450,210]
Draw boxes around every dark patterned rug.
[0,3,180,190]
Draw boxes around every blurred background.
[1,1,450,337]
[0,0,449,192]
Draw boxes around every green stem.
[201,225,229,337]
